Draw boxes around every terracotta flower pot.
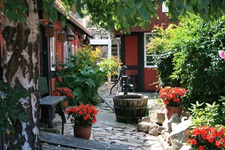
[73,126,92,139]
[165,106,182,120]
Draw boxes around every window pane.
[50,37,55,71]
[144,33,157,67]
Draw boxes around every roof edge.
[53,2,92,37]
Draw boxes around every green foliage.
[172,17,225,104]
[147,14,202,87]
[2,0,225,32]
[145,106,150,116]
[189,100,225,127]
[0,81,29,134]
[149,15,225,105]
[56,47,103,105]
[4,0,28,24]
[74,0,158,32]
[56,46,120,105]
[160,0,225,22]
[98,56,122,78]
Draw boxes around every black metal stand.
[110,65,127,94]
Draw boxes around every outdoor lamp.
[58,30,67,42]
[66,29,75,41]
[45,22,55,37]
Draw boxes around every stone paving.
[51,84,174,150]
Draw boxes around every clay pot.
[165,106,182,120]
[73,126,92,139]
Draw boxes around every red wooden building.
[0,1,92,93]
[38,1,92,93]
[115,3,170,92]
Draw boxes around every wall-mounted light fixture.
[58,30,67,42]
[66,29,75,41]
[45,22,55,37]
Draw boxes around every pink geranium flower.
[219,50,225,60]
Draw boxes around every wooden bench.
[39,77,67,135]
[40,131,128,150]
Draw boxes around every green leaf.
[125,0,135,8]
[135,1,143,9]
[50,11,58,23]
[85,79,95,87]
[73,88,82,96]
[139,8,150,20]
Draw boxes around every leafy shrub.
[189,100,225,127]
[187,99,225,149]
[0,81,28,134]
[148,14,225,105]
[156,52,180,87]
[56,46,121,105]
[172,18,225,104]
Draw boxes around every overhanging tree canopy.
[2,0,225,32]
[1,0,225,149]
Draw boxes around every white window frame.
[64,41,73,63]
[50,37,55,71]
[144,33,157,68]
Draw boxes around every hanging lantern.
[45,22,55,37]
[58,30,67,42]
[66,29,75,41]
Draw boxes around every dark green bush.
[172,18,225,104]
[157,51,180,87]
[0,81,28,134]
[149,15,225,105]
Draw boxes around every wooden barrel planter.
[113,94,148,123]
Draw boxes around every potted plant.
[56,46,122,105]
[65,104,98,139]
[51,87,75,110]
[186,126,225,149]
[159,86,188,119]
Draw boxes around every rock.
[180,143,192,150]
[124,127,137,132]
[127,138,144,144]
[181,110,191,121]
[141,116,151,122]
[150,112,165,124]
[162,131,171,144]
[105,127,113,131]
[169,120,192,149]
[149,127,159,136]
[158,126,165,134]
[167,113,181,133]
[137,122,153,133]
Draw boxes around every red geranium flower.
[52,87,75,100]
[187,126,225,149]
[159,86,188,107]
[66,104,98,127]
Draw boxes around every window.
[162,1,169,12]
[144,33,157,68]
[64,42,73,63]
[50,37,55,71]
